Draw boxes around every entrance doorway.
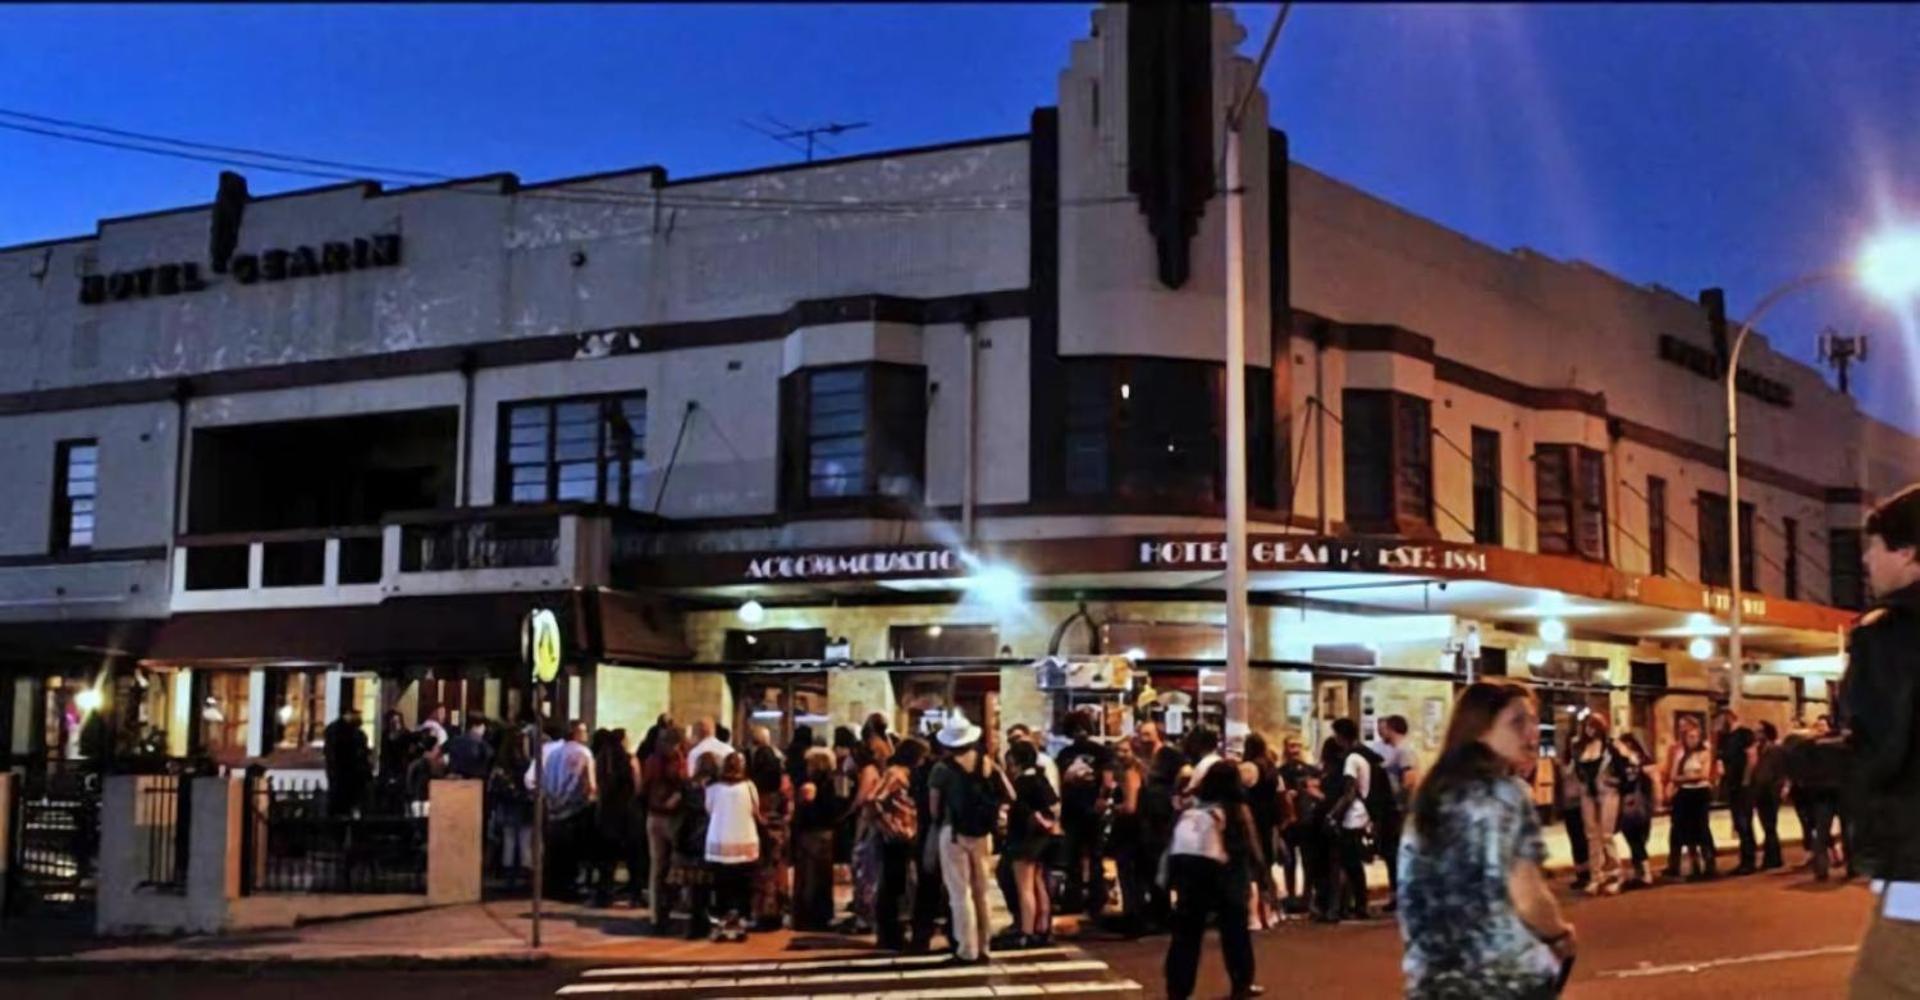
[733,672,830,750]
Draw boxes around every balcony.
[170,505,621,613]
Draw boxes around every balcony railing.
[171,505,611,611]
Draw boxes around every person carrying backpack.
[1054,709,1113,917]
[930,709,1009,964]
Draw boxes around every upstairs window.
[1535,445,1608,562]
[1343,390,1432,533]
[782,364,926,508]
[1697,491,1755,590]
[501,393,647,507]
[52,439,98,552]
[1831,527,1865,610]
[1471,426,1502,545]
[1648,476,1669,577]
[1058,358,1277,509]
[1784,516,1801,600]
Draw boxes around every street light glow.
[1857,228,1920,304]
[968,564,1024,610]
[74,687,102,714]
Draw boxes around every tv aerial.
[740,115,870,163]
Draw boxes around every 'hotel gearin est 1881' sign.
[1134,536,1492,575]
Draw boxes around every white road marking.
[704,981,1146,1000]
[1598,943,1860,979]
[557,958,1110,995]
[581,947,1076,979]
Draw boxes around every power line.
[0,118,372,183]
[0,105,450,180]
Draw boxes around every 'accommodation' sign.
[746,547,959,581]
[1135,536,1491,575]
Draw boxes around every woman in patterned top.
[1397,683,1576,999]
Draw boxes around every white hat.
[937,707,984,749]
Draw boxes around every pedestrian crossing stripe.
[557,946,1140,999]
[558,959,1112,994]
[580,947,1079,979]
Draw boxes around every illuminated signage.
[1134,536,1491,575]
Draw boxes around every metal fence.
[137,775,192,893]
[240,776,427,895]
[10,766,101,913]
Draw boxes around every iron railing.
[399,514,558,572]
[137,775,192,893]
[240,775,426,895]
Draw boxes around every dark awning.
[0,618,158,668]
[143,589,689,668]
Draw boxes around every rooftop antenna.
[740,115,870,162]
[1818,328,1869,396]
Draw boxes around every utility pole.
[740,116,870,162]
[1222,4,1291,752]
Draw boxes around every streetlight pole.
[1724,270,1838,718]
[1222,4,1290,753]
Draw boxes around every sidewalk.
[4,806,1816,971]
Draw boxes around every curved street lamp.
[1724,228,1920,715]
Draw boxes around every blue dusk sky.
[2,4,1916,430]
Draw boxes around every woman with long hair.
[1240,732,1282,926]
[1614,732,1659,888]
[1749,721,1787,870]
[870,738,926,950]
[590,729,640,908]
[1107,736,1147,936]
[846,732,891,933]
[748,745,794,931]
[488,725,535,886]
[791,746,841,931]
[1162,754,1264,1000]
[1571,713,1623,895]
[1398,682,1575,998]
[1665,719,1719,880]
[1004,739,1060,949]
[640,725,687,935]
[674,752,721,940]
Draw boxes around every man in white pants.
[929,711,1004,963]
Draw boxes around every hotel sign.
[744,547,960,581]
[78,233,403,305]
[1135,536,1492,576]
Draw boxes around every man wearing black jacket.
[1839,484,1920,998]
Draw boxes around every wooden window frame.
[51,438,99,553]
[1534,444,1608,562]
[1342,390,1434,536]
[1696,491,1754,590]
[498,391,648,507]
[1648,476,1669,577]
[781,363,928,512]
[1784,516,1800,600]
[1471,426,1503,546]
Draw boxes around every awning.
[143,589,689,668]
[0,618,158,668]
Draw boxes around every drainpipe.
[1313,322,1329,535]
[962,313,981,544]
[457,349,477,507]
[170,379,192,537]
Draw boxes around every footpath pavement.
[0,805,1814,971]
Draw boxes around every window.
[1784,517,1800,600]
[1342,390,1432,533]
[1534,445,1608,561]
[52,439,98,551]
[1058,359,1278,508]
[193,669,252,766]
[724,628,829,662]
[265,669,328,751]
[1831,527,1865,610]
[888,624,999,660]
[1648,476,1669,577]
[500,393,647,506]
[1697,491,1755,589]
[1471,427,1502,545]
[781,365,926,507]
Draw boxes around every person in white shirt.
[523,720,596,901]
[417,704,450,752]
[686,716,736,777]
[1328,718,1372,920]
[1367,715,1420,911]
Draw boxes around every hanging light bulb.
[737,599,766,625]
[1539,618,1568,644]
[1689,637,1715,661]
